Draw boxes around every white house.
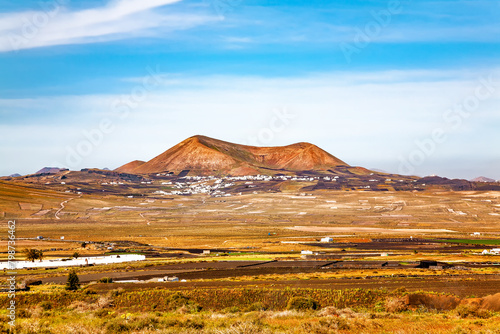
[301,250,313,255]
[320,237,333,243]
[482,249,500,255]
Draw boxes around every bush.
[39,301,52,311]
[83,289,97,295]
[456,303,491,319]
[245,302,266,312]
[163,319,204,330]
[98,277,113,283]
[385,297,408,313]
[319,306,360,319]
[17,309,31,318]
[286,297,319,311]
[166,292,201,313]
[65,270,80,291]
[94,309,110,317]
[182,319,204,329]
[223,306,240,313]
[105,321,130,334]
[110,288,124,297]
[302,318,350,332]
[129,315,160,330]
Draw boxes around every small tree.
[24,248,42,262]
[73,252,80,259]
[36,249,44,262]
[66,270,80,291]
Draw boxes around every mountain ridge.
[116,135,352,176]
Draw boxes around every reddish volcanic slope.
[115,160,146,173]
[121,135,350,175]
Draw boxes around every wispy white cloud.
[0,0,215,52]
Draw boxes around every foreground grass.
[2,305,500,334]
[1,287,500,333]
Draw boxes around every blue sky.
[0,0,499,179]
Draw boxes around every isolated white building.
[320,237,333,243]
[482,249,500,255]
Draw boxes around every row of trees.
[23,248,81,262]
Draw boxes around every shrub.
[245,302,266,312]
[109,288,124,297]
[39,301,52,311]
[302,318,350,332]
[105,321,130,334]
[456,303,479,318]
[94,308,110,317]
[456,303,491,319]
[98,277,113,283]
[318,306,360,319]
[223,306,240,313]
[129,315,160,330]
[182,319,204,329]
[96,296,114,309]
[385,297,408,313]
[17,308,31,318]
[166,292,201,313]
[286,297,319,311]
[163,319,204,330]
[65,270,80,291]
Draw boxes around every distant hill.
[370,168,390,174]
[9,173,21,177]
[35,167,68,174]
[471,176,496,183]
[116,135,365,176]
[115,160,146,173]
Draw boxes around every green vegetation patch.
[434,239,500,245]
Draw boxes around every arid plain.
[1,136,500,333]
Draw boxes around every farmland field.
[1,179,500,332]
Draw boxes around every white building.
[320,237,333,243]
[482,249,500,255]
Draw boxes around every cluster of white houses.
[151,174,333,197]
[154,179,235,196]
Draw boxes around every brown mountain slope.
[115,160,146,173]
[128,135,349,176]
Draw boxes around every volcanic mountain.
[116,135,364,176]
[471,176,496,183]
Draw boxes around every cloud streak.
[0,0,214,52]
